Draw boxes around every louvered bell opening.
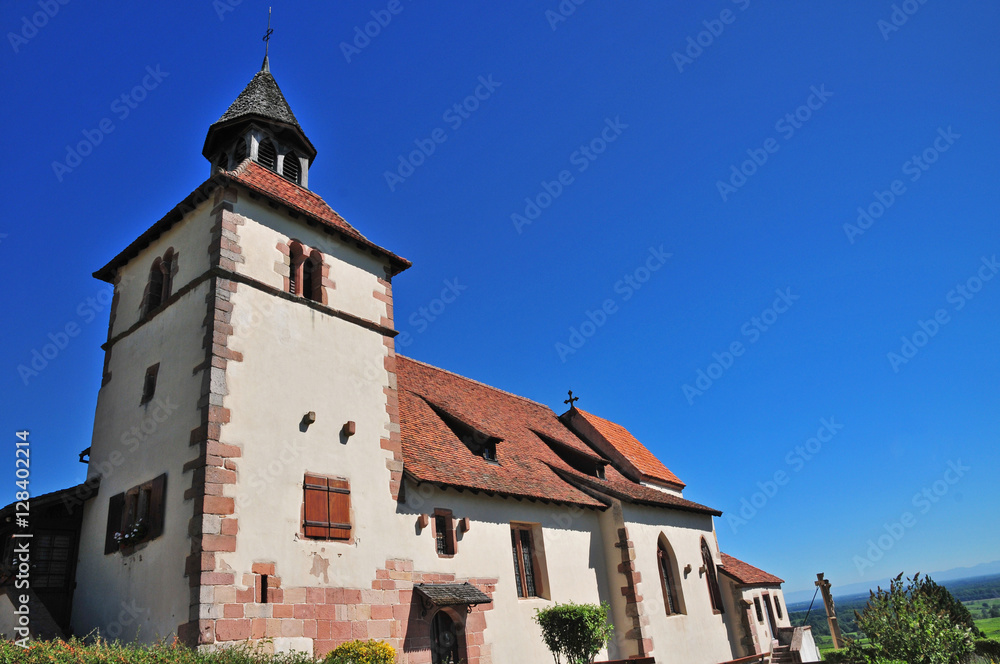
[258,140,277,171]
[283,152,301,184]
[234,138,247,164]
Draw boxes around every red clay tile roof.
[719,553,785,586]
[396,356,605,508]
[552,465,721,516]
[94,160,409,281]
[572,409,685,488]
[396,356,721,516]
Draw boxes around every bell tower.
[72,39,409,652]
[202,56,317,187]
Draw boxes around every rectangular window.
[104,473,166,554]
[754,596,764,623]
[511,524,540,598]
[303,474,351,540]
[434,510,456,556]
[141,363,159,404]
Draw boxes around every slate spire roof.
[202,60,317,162]
[214,66,301,129]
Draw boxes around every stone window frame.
[104,473,167,554]
[656,534,686,616]
[283,240,330,305]
[701,537,725,615]
[510,522,549,600]
[140,363,160,405]
[432,508,457,558]
[141,247,178,318]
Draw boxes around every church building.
[0,54,820,664]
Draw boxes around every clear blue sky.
[1,2,997,596]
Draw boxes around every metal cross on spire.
[564,390,579,409]
[261,7,273,71]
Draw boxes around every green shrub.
[823,650,865,663]
[534,602,613,664]
[850,573,974,664]
[323,639,395,664]
[0,637,315,663]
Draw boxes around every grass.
[977,617,1000,640]
[0,638,318,664]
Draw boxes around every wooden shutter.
[328,478,351,540]
[511,529,525,597]
[303,475,330,539]
[105,492,125,554]
[147,473,167,539]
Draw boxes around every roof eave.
[402,470,606,510]
[93,173,411,282]
[718,568,784,587]
[202,114,318,162]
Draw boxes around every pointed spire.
[261,7,272,73]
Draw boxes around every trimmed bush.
[323,639,395,664]
[534,602,614,664]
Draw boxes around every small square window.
[434,510,456,556]
[141,364,159,404]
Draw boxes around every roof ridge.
[398,355,552,410]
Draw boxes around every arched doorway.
[430,609,464,664]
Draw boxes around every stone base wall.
[207,558,495,663]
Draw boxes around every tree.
[849,573,974,664]
[990,605,1000,619]
[534,602,614,664]
[912,575,983,638]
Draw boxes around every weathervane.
[564,390,579,409]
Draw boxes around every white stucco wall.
[230,198,388,324]
[622,504,737,664]
[73,275,210,642]
[110,199,216,337]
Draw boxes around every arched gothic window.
[144,249,175,317]
[657,537,684,615]
[146,259,164,314]
[701,539,724,613]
